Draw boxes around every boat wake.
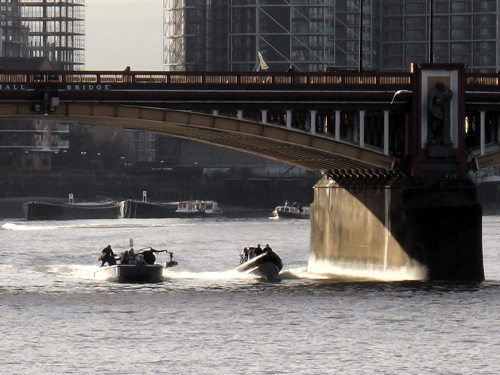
[47,265,102,280]
[44,265,262,282]
[44,262,418,284]
[163,269,258,281]
[306,258,428,281]
[2,222,63,231]
[1,221,197,232]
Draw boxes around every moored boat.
[203,200,224,216]
[119,199,177,218]
[272,201,310,219]
[236,246,283,281]
[23,200,121,221]
[175,200,223,217]
[175,200,206,217]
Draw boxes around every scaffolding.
[0,0,85,70]
[163,0,374,72]
[163,0,228,71]
[0,0,29,58]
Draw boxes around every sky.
[85,0,164,71]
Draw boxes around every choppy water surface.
[1,216,499,374]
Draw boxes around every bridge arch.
[0,102,395,171]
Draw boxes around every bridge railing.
[0,69,413,89]
[466,73,500,89]
[1,69,499,91]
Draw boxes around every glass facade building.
[379,0,499,72]
[0,0,85,70]
[0,0,84,171]
[164,0,500,73]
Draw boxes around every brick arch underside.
[0,102,394,171]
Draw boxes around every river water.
[0,215,499,374]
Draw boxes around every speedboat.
[236,246,283,281]
[94,248,177,283]
[272,201,310,219]
[97,264,165,283]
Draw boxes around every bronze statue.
[428,81,452,146]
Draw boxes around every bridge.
[1,63,498,281]
[0,67,499,172]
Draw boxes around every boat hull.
[95,264,164,283]
[120,200,177,218]
[273,210,309,219]
[236,252,281,281]
[23,201,121,221]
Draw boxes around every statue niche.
[427,81,452,147]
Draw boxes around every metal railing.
[1,69,500,91]
[0,70,412,89]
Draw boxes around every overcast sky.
[85,0,164,71]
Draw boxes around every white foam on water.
[47,264,105,280]
[163,269,257,280]
[2,222,61,231]
[306,256,428,281]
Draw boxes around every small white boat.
[175,200,206,217]
[175,200,223,217]
[204,201,224,216]
[236,246,283,281]
[272,201,310,219]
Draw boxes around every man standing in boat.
[263,245,283,272]
[255,244,264,256]
[99,244,116,267]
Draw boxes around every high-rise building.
[163,0,500,73]
[0,0,29,58]
[379,0,498,72]
[0,0,85,70]
[0,0,84,171]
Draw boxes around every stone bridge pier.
[309,172,484,281]
[309,64,485,282]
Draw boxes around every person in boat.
[255,244,264,256]
[248,247,256,259]
[240,247,248,263]
[100,244,116,267]
[127,248,136,264]
[142,248,157,265]
[120,250,131,265]
[262,245,283,272]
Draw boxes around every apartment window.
[451,42,470,55]
[434,42,449,62]
[451,1,472,13]
[384,29,403,41]
[405,1,426,14]
[451,27,471,40]
[474,0,496,12]
[382,2,403,14]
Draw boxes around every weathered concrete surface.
[310,175,484,282]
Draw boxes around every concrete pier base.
[310,174,484,282]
